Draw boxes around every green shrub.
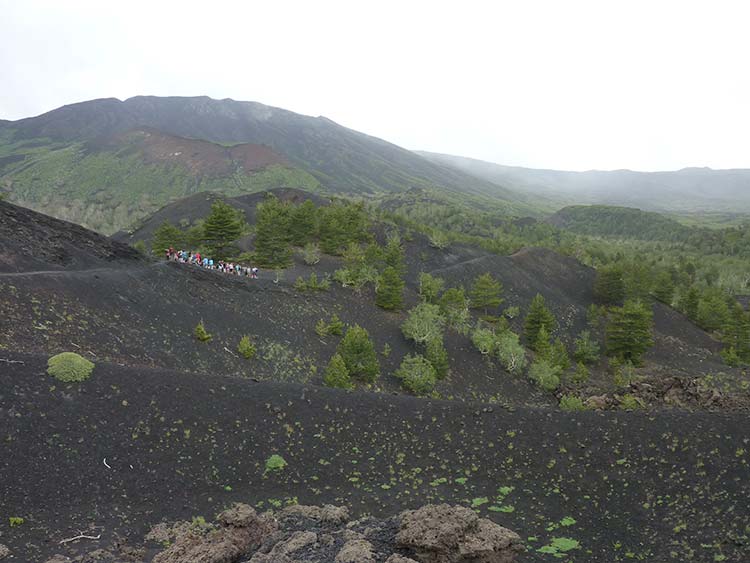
[395,354,437,395]
[315,314,344,338]
[439,287,471,335]
[559,394,587,411]
[503,306,520,319]
[294,272,330,292]
[265,454,287,473]
[300,242,321,265]
[238,335,256,359]
[721,346,741,367]
[418,272,444,303]
[47,352,95,382]
[381,343,391,358]
[315,319,329,337]
[402,303,446,345]
[571,361,590,384]
[573,330,600,364]
[612,359,636,387]
[327,314,344,336]
[132,240,147,255]
[550,338,571,370]
[323,353,353,390]
[194,321,212,342]
[528,359,561,391]
[619,394,642,410]
[8,517,24,527]
[471,327,496,355]
[495,331,527,375]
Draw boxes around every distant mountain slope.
[0,124,321,234]
[418,151,750,214]
[0,96,543,234]
[548,205,693,240]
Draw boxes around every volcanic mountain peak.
[0,95,536,213]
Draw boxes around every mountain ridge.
[418,150,750,213]
[0,96,544,233]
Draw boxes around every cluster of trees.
[395,272,508,394]
[152,200,246,260]
[151,195,371,266]
[594,259,748,365]
[255,196,369,268]
[461,288,655,392]
[331,231,407,309]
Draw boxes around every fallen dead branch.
[59,531,101,544]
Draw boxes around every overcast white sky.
[1,0,749,171]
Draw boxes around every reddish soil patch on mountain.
[107,128,287,176]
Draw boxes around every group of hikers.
[165,248,259,278]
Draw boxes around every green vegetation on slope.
[1,140,321,234]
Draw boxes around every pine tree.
[418,272,444,303]
[202,200,243,259]
[383,234,406,276]
[337,325,380,383]
[375,266,405,310]
[323,353,354,389]
[151,221,185,255]
[318,202,369,255]
[550,338,571,370]
[696,290,731,332]
[573,330,600,364]
[606,299,654,364]
[594,265,625,305]
[469,273,504,313]
[289,200,318,246]
[652,271,675,304]
[318,208,345,255]
[254,195,292,267]
[724,303,750,362]
[524,293,557,347]
[681,286,700,320]
[533,325,552,357]
[425,337,449,379]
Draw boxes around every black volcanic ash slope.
[1,353,748,563]
[1,198,741,407]
[0,198,141,273]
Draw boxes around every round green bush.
[47,352,95,382]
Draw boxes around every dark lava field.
[2,354,749,562]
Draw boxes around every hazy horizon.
[2,0,749,171]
